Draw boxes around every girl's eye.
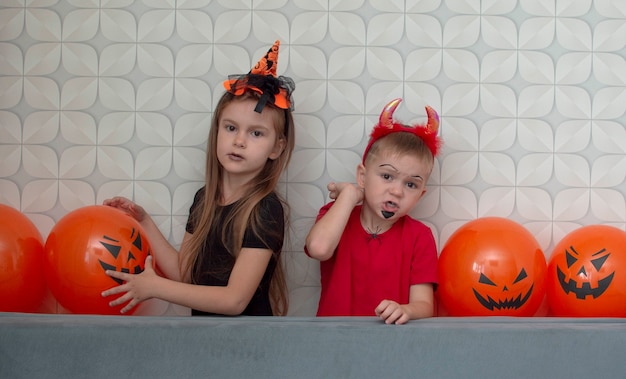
[252,130,263,137]
[225,124,236,132]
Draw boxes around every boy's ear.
[356,163,366,188]
[418,188,427,201]
[269,137,285,160]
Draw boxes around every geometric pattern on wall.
[0,0,624,316]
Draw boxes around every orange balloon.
[438,217,547,316]
[0,204,46,312]
[44,205,151,315]
[546,225,626,317]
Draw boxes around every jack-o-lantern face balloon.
[546,225,626,317]
[44,205,151,315]
[438,217,547,316]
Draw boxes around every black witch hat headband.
[223,40,295,114]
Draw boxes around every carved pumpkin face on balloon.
[438,217,547,316]
[473,264,535,312]
[98,227,147,285]
[557,245,613,299]
[547,225,626,317]
[44,205,151,315]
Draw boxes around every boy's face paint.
[381,211,395,219]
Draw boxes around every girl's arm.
[102,246,273,315]
[103,197,183,281]
[305,182,363,261]
[375,284,435,325]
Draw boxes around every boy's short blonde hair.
[364,131,435,174]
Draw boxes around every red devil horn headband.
[363,98,441,163]
[223,40,295,113]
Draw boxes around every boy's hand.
[375,300,411,325]
[327,182,363,205]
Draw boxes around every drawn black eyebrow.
[378,164,424,180]
[378,163,398,171]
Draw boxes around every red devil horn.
[425,105,439,134]
[379,98,402,129]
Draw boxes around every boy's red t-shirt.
[308,202,439,316]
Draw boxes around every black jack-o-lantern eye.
[97,228,146,285]
[557,246,614,299]
[472,268,534,311]
[566,248,610,272]
[479,269,529,287]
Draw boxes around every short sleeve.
[303,201,334,256]
[243,193,284,253]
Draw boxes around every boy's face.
[357,150,431,222]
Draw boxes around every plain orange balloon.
[438,217,547,316]
[546,225,626,317]
[44,205,151,315]
[0,204,46,312]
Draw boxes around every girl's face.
[216,97,285,180]
[357,150,429,223]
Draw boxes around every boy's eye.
[406,182,416,189]
[381,173,392,180]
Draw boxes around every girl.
[102,41,295,316]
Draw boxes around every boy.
[305,98,441,324]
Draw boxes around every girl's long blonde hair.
[182,91,294,316]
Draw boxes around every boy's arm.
[305,182,363,261]
[406,283,435,318]
[375,283,435,324]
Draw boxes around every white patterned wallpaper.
[0,0,624,316]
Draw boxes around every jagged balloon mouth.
[472,284,534,311]
[557,267,614,299]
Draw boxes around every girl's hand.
[102,256,157,314]
[375,300,411,325]
[103,196,147,223]
[327,182,364,205]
